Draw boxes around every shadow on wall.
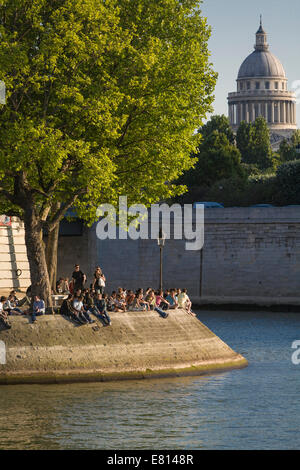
[7,224,21,291]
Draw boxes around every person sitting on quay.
[73,293,95,324]
[156,289,170,311]
[178,288,196,316]
[117,287,126,302]
[115,293,126,312]
[32,295,46,323]
[165,288,178,310]
[145,289,156,310]
[9,290,19,305]
[3,295,24,315]
[0,296,11,329]
[130,292,145,311]
[82,288,108,323]
[60,294,87,325]
[83,288,95,312]
[154,290,169,318]
[136,289,150,311]
[56,277,70,295]
[94,293,111,326]
[125,290,135,310]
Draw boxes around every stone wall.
[57,206,300,302]
[0,310,247,384]
[0,218,30,291]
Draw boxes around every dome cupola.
[227,18,297,137]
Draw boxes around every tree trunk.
[46,224,59,294]
[23,207,52,307]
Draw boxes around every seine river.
[0,310,300,450]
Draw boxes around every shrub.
[276,160,300,204]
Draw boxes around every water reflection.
[0,374,229,450]
[1,311,300,449]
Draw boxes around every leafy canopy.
[180,115,244,188]
[236,117,273,170]
[0,0,217,227]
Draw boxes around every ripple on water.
[1,311,300,449]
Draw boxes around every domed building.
[228,19,297,143]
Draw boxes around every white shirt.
[73,299,83,312]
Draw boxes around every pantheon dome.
[228,19,297,139]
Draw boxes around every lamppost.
[157,228,166,291]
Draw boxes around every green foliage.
[241,163,262,177]
[0,0,217,224]
[236,117,273,170]
[181,115,244,189]
[276,160,300,204]
[207,174,278,207]
[279,131,300,163]
[206,176,247,206]
[200,114,235,144]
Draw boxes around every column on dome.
[288,102,291,124]
[282,101,286,124]
[294,102,297,124]
[292,102,296,124]
[242,102,246,122]
[245,102,249,123]
[271,102,275,123]
[237,102,241,126]
[258,102,262,118]
[265,102,268,122]
[249,102,254,122]
[277,101,281,123]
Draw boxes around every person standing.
[72,264,86,292]
[92,266,106,294]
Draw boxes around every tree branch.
[44,188,87,232]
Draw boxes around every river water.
[0,310,300,450]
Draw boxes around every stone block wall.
[0,218,30,291]
[55,206,300,300]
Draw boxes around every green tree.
[279,130,300,162]
[201,114,235,144]
[180,115,244,190]
[0,0,216,304]
[236,121,252,163]
[237,117,273,170]
[276,160,300,204]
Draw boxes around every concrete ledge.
[0,310,247,385]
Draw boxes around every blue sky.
[201,0,300,127]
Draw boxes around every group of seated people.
[0,284,195,329]
[105,287,195,319]
[60,289,111,326]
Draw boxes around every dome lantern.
[255,16,269,52]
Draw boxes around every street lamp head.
[157,228,166,247]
